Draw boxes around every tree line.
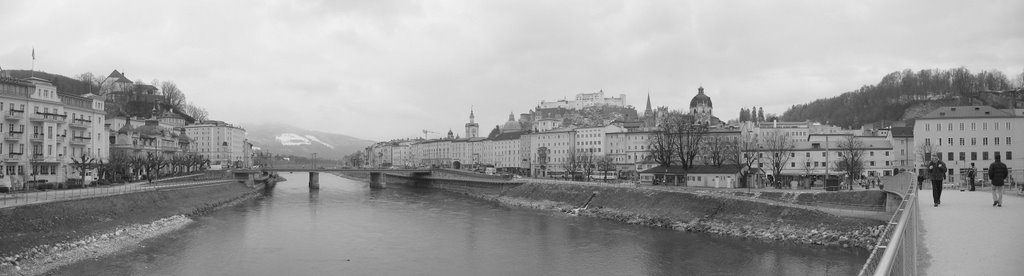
[781,67,1024,128]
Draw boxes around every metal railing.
[859,174,918,276]
[0,171,234,209]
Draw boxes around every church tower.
[465,108,479,138]
[689,86,713,125]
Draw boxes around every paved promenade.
[920,187,1024,275]
[0,174,232,209]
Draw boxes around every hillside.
[781,68,1023,128]
[244,123,375,161]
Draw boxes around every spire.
[698,86,704,94]
[508,112,515,121]
[469,106,475,123]
[645,93,652,115]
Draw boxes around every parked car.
[0,174,10,193]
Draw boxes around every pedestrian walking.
[967,163,977,191]
[928,153,947,207]
[988,155,1009,207]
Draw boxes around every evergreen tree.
[757,107,765,122]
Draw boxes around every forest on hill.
[780,67,1024,128]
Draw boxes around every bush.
[95,179,112,186]
[36,183,55,190]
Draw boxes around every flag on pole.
[32,48,35,60]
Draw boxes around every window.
[971,123,976,130]
[983,123,987,130]
[959,152,965,161]
[971,138,976,145]
[983,152,989,160]
[870,161,876,166]
[971,152,977,160]
[948,152,954,161]
[1007,137,1012,145]
[960,138,965,146]
[995,152,1001,160]
[937,124,942,131]
[925,138,931,145]
[791,162,796,168]
[995,137,1000,145]
[948,138,953,145]
[1008,151,1013,160]
[984,137,989,145]
[870,151,875,156]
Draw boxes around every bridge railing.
[859,174,918,276]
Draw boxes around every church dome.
[501,112,521,132]
[689,86,712,108]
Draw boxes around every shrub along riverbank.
[0,182,262,274]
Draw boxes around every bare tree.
[183,102,209,121]
[700,134,733,167]
[70,153,98,186]
[666,113,708,169]
[596,155,616,181]
[728,133,761,188]
[647,128,675,168]
[561,147,581,180]
[161,81,187,111]
[579,151,595,181]
[761,130,795,186]
[833,135,866,187]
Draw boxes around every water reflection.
[51,173,866,275]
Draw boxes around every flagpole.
[31,47,36,77]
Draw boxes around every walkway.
[0,174,232,209]
[919,188,1024,275]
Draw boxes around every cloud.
[1,0,1022,143]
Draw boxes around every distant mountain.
[243,123,375,160]
[781,67,1023,128]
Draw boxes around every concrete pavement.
[0,174,229,209]
[920,187,1024,275]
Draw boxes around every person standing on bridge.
[988,155,1009,207]
[928,153,947,207]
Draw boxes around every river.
[51,173,867,275]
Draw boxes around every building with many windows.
[913,106,1024,183]
[538,90,626,110]
[185,120,248,168]
[0,74,108,185]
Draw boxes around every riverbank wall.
[0,181,263,274]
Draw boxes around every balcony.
[3,152,23,162]
[29,113,66,123]
[54,135,65,143]
[4,132,22,141]
[69,120,89,129]
[29,133,44,143]
[4,110,24,121]
[70,136,89,145]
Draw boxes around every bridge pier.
[309,172,320,190]
[370,172,386,189]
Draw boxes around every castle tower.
[464,108,479,138]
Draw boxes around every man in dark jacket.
[928,153,947,207]
[967,163,977,191]
[989,155,1009,207]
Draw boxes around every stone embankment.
[483,182,886,250]
[0,182,263,275]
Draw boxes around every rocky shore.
[0,215,192,275]
[0,182,264,275]
[467,183,885,250]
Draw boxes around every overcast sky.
[2,0,1022,141]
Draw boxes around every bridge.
[231,168,433,190]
